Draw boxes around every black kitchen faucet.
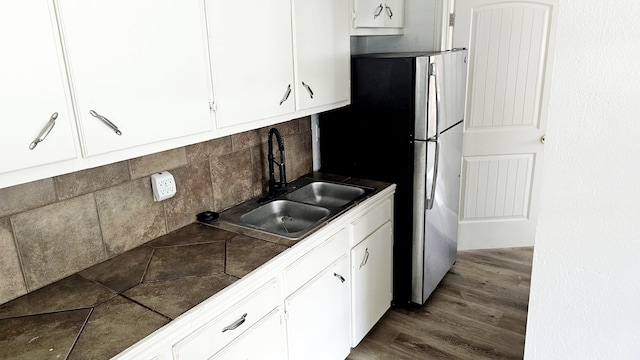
[267,127,287,198]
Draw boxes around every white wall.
[525,1,640,358]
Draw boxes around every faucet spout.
[267,128,287,198]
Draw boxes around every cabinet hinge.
[449,13,455,27]
[209,101,217,112]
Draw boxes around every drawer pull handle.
[373,3,384,18]
[302,81,314,99]
[90,110,122,136]
[334,273,346,283]
[29,112,58,150]
[279,84,292,105]
[359,248,370,269]
[222,313,247,333]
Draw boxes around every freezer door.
[414,50,467,141]
[434,50,468,131]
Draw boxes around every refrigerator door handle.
[426,61,442,210]
[429,62,441,142]
[426,138,440,210]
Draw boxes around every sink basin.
[239,200,330,239]
[286,181,366,208]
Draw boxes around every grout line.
[65,307,94,360]
[8,216,31,294]
[140,247,155,285]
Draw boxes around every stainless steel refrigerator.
[319,49,468,305]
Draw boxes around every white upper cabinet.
[56,0,213,157]
[351,0,405,35]
[293,0,350,111]
[207,0,350,136]
[0,1,79,185]
[206,0,296,132]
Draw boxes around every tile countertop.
[0,173,392,360]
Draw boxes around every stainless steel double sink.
[221,179,374,240]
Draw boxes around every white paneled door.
[452,0,559,249]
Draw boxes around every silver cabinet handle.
[279,84,292,105]
[301,81,314,99]
[541,135,546,144]
[29,112,58,150]
[89,110,122,136]
[359,248,370,269]
[222,313,247,333]
[373,3,384,18]
[385,5,393,19]
[334,273,346,283]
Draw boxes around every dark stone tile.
[67,296,169,360]
[0,178,57,218]
[0,274,116,320]
[250,142,270,197]
[124,274,238,319]
[185,136,233,163]
[128,147,188,179]
[12,194,106,291]
[231,128,262,151]
[55,161,130,200]
[95,178,166,256]
[79,246,154,293]
[226,235,288,277]
[0,309,90,360]
[0,218,26,305]
[146,223,236,247]
[298,116,312,133]
[163,162,215,232]
[144,242,226,282]
[210,149,254,211]
[285,131,313,181]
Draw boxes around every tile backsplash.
[0,118,312,305]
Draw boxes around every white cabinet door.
[351,0,404,35]
[293,0,350,111]
[207,0,295,132]
[57,0,213,157]
[382,0,405,28]
[351,221,393,346]
[0,1,78,179]
[211,308,287,360]
[286,255,351,360]
[352,0,386,28]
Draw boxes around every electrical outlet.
[151,171,177,201]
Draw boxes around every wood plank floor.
[348,247,533,360]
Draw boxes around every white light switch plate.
[151,171,177,201]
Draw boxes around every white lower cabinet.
[115,189,396,360]
[211,308,287,360]
[350,221,393,346]
[285,255,351,360]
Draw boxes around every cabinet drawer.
[283,228,348,295]
[172,279,279,360]
[352,198,392,246]
[211,308,286,360]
